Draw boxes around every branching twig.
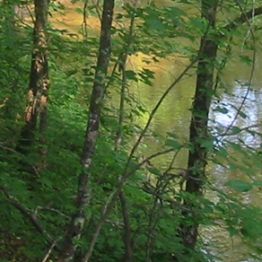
[0,143,17,153]
[36,206,70,220]
[82,0,89,40]
[114,12,136,262]
[123,58,197,175]
[92,0,102,22]
[219,1,257,143]
[224,5,262,31]
[0,186,53,244]
[145,149,182,261]
[82,148,174,262]
[82,55,197,261]
[25,1,35,24]
[41,238,60,262]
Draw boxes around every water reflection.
[133,60,262,261]
[210,84,262,148]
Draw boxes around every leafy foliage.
[0,0,262,261]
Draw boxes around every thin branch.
[25,1,35,24]
[145,149,182,261]
[82,148,174,262]
[82,55,197,261]
[219,1,257,143]
[224,5,262,31]
[123,58,197,176]
[82,0,89,40]
[41,238,60,262]
[36,206,70,220]
[0,143,18,153]
[92,0,102,22]
[114,12,136,262]
[118,191,133,261]
[219,124,260,137]
[0,186,53,244]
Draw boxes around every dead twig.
[0,186,53,244]
[41,238,60,262]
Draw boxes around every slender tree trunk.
[58,1,115,261]
[115,14,136,262]
[119,191,133,262]
[116,62,133,260]
[17,0,49,154]
[180,0,219,251]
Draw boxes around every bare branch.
[82,148,175,262]
[224,5,262,31]
[41,238,60,262]
[36,206,70,220]
[219,2,257,143]
[123,58,197,175]
[0,186,53,244]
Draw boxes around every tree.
[58,1,115,260]
[180,0,219,251]
[114,7,136,261]
[180,0,262,256]
[17,0,49,155]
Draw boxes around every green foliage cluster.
[0,0,262,261]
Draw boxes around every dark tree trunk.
[17,0,49,154]
[115,14,136,262]
[177,1,262,257]
[119,191,133,262]
[180,0,219,251]
[58,1,115,261]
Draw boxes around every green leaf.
[230,126,241,135]
[189,17,207,33]
[239,55,253,65]
[147,166,162,176]
[125,70,138,81]
[144,16,166,32]
[214,106,229,114]
[228,226,239,237]
[200,138,214,150]
[226,180,253,192]
[238,110,247,119]
[253,181,262,188]
[166,138,182,150]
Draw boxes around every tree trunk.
[58,1,115,261]
[115,13,136,262]
[180,0,219,251]
[17,0,49,154]
[177,1,262,257]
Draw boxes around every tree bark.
[115,13,136,262]
[180,0,219,251]
[177,1,262,257]
[58,1,115,261]
[17,0,49,154]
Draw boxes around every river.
[131,49,262,262]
